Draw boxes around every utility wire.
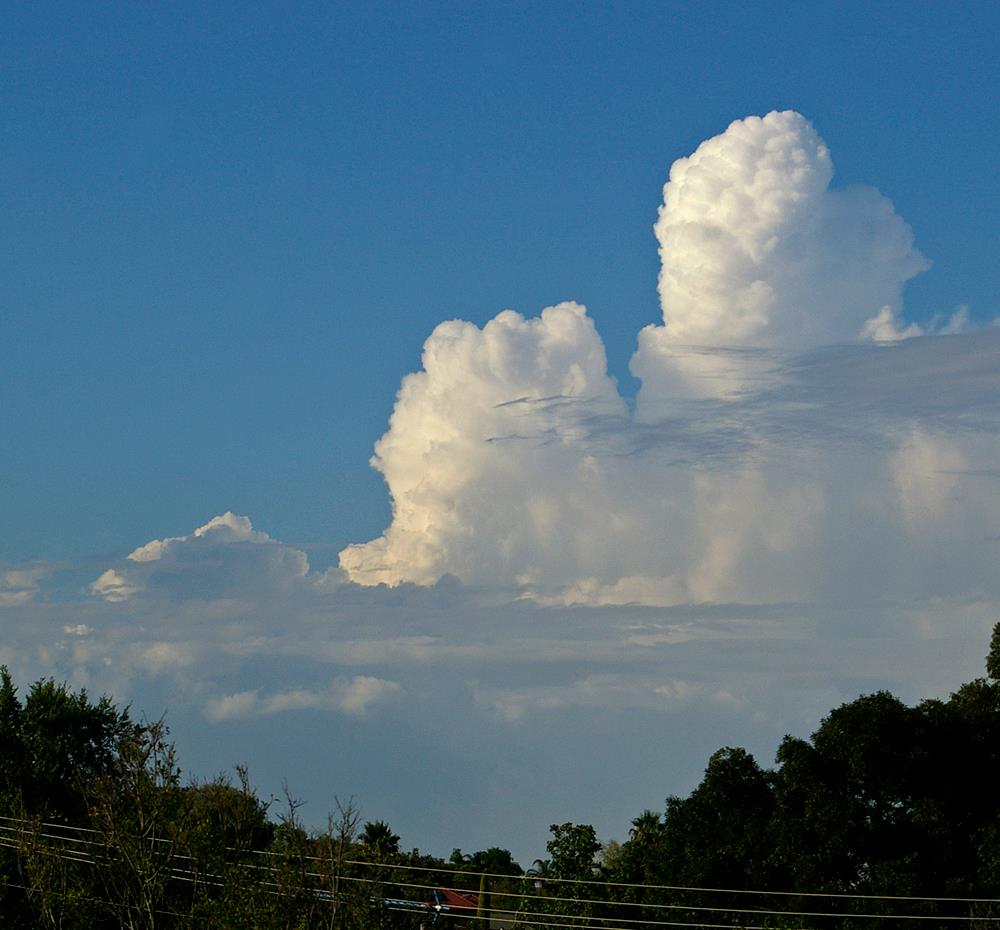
[4,813,1000,922]
[5,833,1000,928]
[341,853,1000,906]
[331,873,1000,924]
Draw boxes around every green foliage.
[988,620,1000,679]
[0,668,25,810]
[361,819,401,860]
[0,668,130,823]
[593,627,1000,927]
[86,718,188,929]
[546,822,600,880]
[450,846,522,876]
[662,746,777,890]
[774,691,922,894]
[513,823,602,929]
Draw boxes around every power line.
[342,854,1000,906]
[5,831,1000,928]
[332,874,1000,925]
[4,813,1000,924]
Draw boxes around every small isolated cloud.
[335,675,403,715]
[205,690,259,722]
[62,624,92,636]
[91,569,143,602]
[135,641,195,673]
[91,512,308,603]
[207,676,402,722]
[0,566,48,606]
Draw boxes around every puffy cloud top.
[127,512,270,563]
[336,111,998,605]
[634,110,928,403]
[339,302,625,587]
[92,513,308,602]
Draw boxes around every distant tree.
[0,670,131,928]
[314,796,374,930]
[774,691,921,895]
[452,846,522,876]
[600,811,667,924]
[522,824,602,926]
[605,809,665,905]
[526,858,551,880]
[18,678,131,823]
[10,812,100,930]
[596,839,622,872]
[987,621,1000,679]
[0,667,25,810]
[177,767,279,927]
[86,717,185,930]
[546,822,600,880]
[662,747,777,891]
[361,820,400,860]
[446,847,522,930]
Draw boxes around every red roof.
[435,888,479,912]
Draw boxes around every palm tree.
[526,858,552,887]
[361,820,400,860]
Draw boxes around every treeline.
[4,625,1000,928]
[0,668,523,929]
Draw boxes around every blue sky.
[3,2,1000,863]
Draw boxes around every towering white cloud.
[74,112,995,615]
[339,110,980,603]
[633,110,928,405]
[338,302,627,588]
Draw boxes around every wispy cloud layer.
[205,676,402,721]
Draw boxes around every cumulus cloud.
[127,512,272,562]
[338,302,627,588]
[859,303,973,342]
[204,690,259,722]
[91,569,143,602]
[0,566,49,606]
[633,109,928,403]
[859,305,924,343]
[63,624,92,636]
[339,110,998,607]
[91,512,309,603]
[77,111,995,616]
